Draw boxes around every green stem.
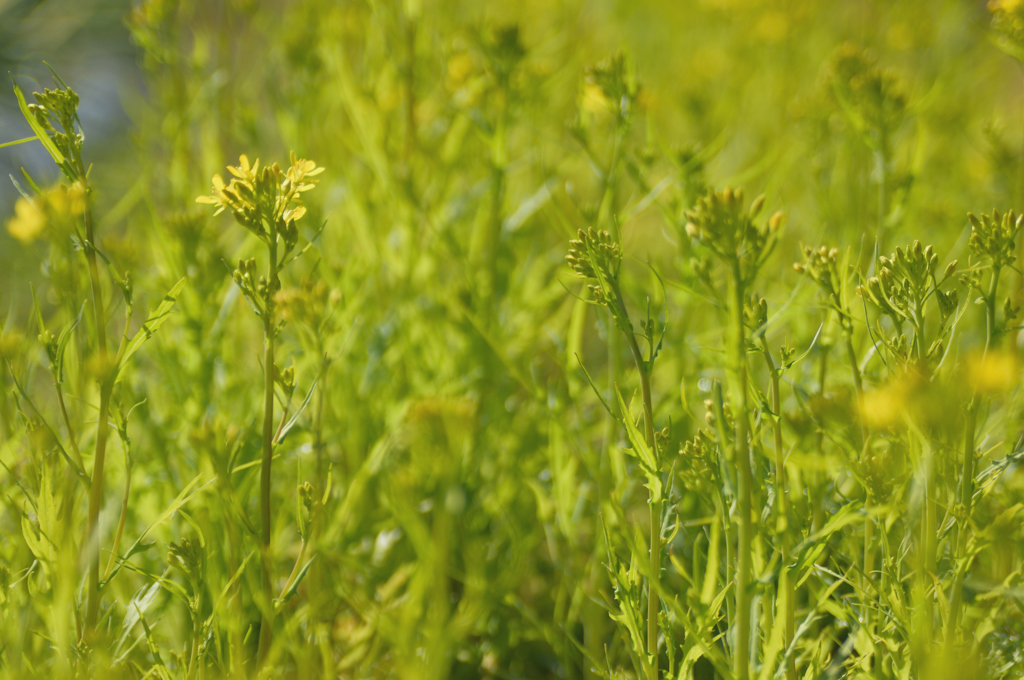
[729,263,752,680]
[54,383,84,471]
[77,142,112,642]
[611,283,660,679]
[257,238,279,664]
[102,464,131,581]
[945,401,976,643]
[842,326,874,628]
[761,340,795,680]
[186,592,203,680]
[947,269,998,641]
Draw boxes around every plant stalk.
[761,340,795,680]
[729,263,753,680]
[947,269,997,641]
[257,237,279,664]
[612,281,660,679]
[78,143,112,641]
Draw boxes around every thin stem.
[77,140,112,641]
[54,384,83,470]
[760,339,795,680]
[186,592,203,680]
[729,262,753,680]
[257,237,279,664]
[945,402,976,643]
[842,326,874,627]
[102,464,131,581]
[611,282,660,679]
[947,268,998,641]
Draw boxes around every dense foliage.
[3,1,1024,678]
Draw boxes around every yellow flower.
[6,196,46,244]
[859,383,906,429]
[968,351,1019,394]
[990,0,1024,14]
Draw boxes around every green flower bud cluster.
[678,429,717,496]
[967,210,1022,268]
[168,536,206,596]
[827,44,906,144]
[703,398,733,432]
[274,363,296,402]
[685,187,783,283]
[858,241,949,322]
[298,481,318,514]
[1004,297,1021,324]
[743,295,768,335]
[28,87,83,161]
[566,227,624,312]
[566,228,620,281]
[233,257,276,318]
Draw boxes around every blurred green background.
[3,0,1024,678]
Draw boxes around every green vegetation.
[3,1,1024,678]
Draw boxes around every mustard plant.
[686,187,784,680]
[196,152,323,663]
[3,73,186,669]
[567,224,666,680]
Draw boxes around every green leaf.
[54,304,85,383]
[104,473,212,584]
[575,353,614,418]
[114,583,161,657]
[114,277,186,383]
[792,500,866,582]
[275,556,316,611]
[0,136,35,149]
[276,376,320,443]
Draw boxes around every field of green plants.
[3,0,1024,678]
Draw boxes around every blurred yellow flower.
[990,0,1024,14]
[6,197,46,244]
[581,81,609,115]
[968,351,1019,394]
[55,181,87,217]
[860,383,906,428]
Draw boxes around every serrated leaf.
[614,384,661,503]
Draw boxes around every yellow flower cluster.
[196,152,323,242]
